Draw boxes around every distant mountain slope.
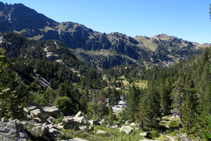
[0,2,209,69]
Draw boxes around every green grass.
[59,125,146,141]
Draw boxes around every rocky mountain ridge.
[0,2,209,69]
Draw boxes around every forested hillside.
[0,1,211,141]
[0,32,211,140]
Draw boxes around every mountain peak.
[151,33,170,40]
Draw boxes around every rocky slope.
[0,2,209,69]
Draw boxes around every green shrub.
[169,119,180,129]
[149,131,160,139]
[54,96,73,115]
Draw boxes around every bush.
[169,119,180,129]
[148,131,160,139]
[54,96,73,115]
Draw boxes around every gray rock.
[111,124,118,128]
[79,126,87,131]
[63,120,80,130]
[49,127,61,138]
[125,120,130,125]
[33,117,42,123]
[99,119,105,125]
[97,130,107,134]
[26,125,49,137]
[140,132,148,137]
[42,106,60,118]
[24,103,40,113]
[63,116,74,122]
[74,116,89,125]
[47,116,56,124]
[120,126,133,134]
[30,108,49,123]
[88,120,99,127]
[74,111,84,118]
[130,122,136,127]
[69,138,88,141]
[0,120,29,141]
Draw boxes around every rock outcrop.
[0,120,29,141]
[120,126,133,134]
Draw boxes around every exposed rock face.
[120,126,133,134]
[42,106,60,118]
[26,125,49,137]
[23,103,40,114]
[0,120,29,140]
[30,108,49,123]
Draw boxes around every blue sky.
[1,0,211,43]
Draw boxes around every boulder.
[49,127,61,138]
[140,132,148,137]
[25,125,49,137]
[0,120,29,141]
[79,126,87,131]
[58,119,80,130]
[63,116,74,122]
[74,116,89,125]
[111,124,118,128]
[30,109,49,123]
[69,138,88,141]
[42,106,60,118]
[74,111,84,118]
[97,130,107,134]
[120,126,133,134]
[125,120,130,125]
[47,116,56,124]
[99,119,105,125]
[24,103,40,113]
[130,122,136,127]
[88,120,99,127]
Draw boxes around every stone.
[24,103,40,113]
[120,126,133,134]
[33,117,42,123]
[26,125,49,137]
[125,120,130,125]
[63,119,80,130]
[30,109,49,123]
[74,111,84,118]
[63,116,74,122]
[130,122,136,127]
[69,138,88,141]
[111,124,118,128]
[47,116,56,124]
[79,126,87,131]
[99,119,105,125]
[74,116,89,125]
[88,120,99,127]
[42,106,60,118]
[97,130,107,134]
[30,109,42,117]
[0,120,29,140]
[140,132,148,137]
[49,127,61,138]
